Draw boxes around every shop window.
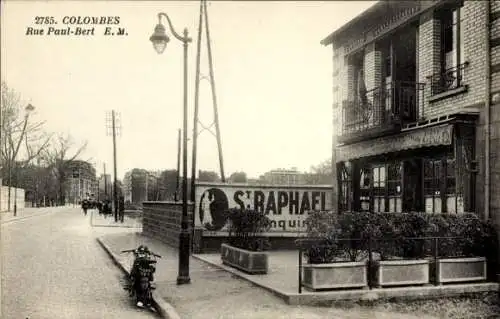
[339,162,352,212]
[387,162,402,212]
[360,166,371,212]
[372,165,385,213]
[424,159,442,213]
[424,154,459,214]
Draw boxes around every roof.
[320,1,384,46]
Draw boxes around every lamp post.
[150,12,192,285]
[14,104,35,216]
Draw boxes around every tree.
[304,158,333,185]
[1,82,51,210]
[229,172,247,183]
[42,133,88,205]
[159,169,179,201]
[198,170,220,182]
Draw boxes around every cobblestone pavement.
[1,207,158,319]
[101,232,436,319]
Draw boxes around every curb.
[96,237,182,319]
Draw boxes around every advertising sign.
[195,182,333,237]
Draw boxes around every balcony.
[339,81,425,144]
[428,62,469,102]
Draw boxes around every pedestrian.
[97,201,103,215]
[81,199,89,216]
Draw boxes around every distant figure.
[97,201,103,215]
[81,199,89,216]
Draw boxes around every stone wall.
[142,201,194,248]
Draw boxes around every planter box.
[302,261,367,291]
[220,243,268,274]
[376,259,430,287]
[436,257,487,284]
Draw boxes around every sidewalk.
[0,205,71,224]
[90,209,142,229]
[98,232,433,319]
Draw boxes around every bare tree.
[42,133,88,205]
[1,81,50,211]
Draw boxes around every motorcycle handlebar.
[120,249,161,258]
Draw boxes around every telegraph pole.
[106,111,121,222]
[112,110,118,222]
[103,163,107,198]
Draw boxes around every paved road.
[1,207,159,319]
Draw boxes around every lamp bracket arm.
[158,12,192,43]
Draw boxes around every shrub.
[304,211,381,263]
[304,210,498,264]
[427,213,492,258]
[226,208,271,252]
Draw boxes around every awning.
[336,124,454,162]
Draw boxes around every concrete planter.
[302,261,368,291]
[436,257,487,284]
[220,243,268,274]
[376,259,430,287]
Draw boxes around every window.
[423,154,458,214]
[360,166,371,211]
[424,159,442,213]
[372,164,385,213]
[432,4,465,94]
[387,162,402,212]
[339,162,352,212]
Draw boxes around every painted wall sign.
[336,124,454,162]
[195,183,333,237]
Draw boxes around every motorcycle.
[121,245,161,308]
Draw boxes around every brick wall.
[418,11,441,118]
[421,2,487,118]
[364,42,382,91]
[142,201,194,248]
[489,1,500,253]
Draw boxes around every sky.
[1,0,375,180]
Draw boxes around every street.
[1,207,159,319]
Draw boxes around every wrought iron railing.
[341,81,425,136]
[428,62,469,95]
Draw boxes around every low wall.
[0,186,25,212]
[142,201,194,248]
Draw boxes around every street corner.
[96,236,181,319]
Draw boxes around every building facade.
[98,173,112,201]
[66,160,97,204]
[123,169,161,204]
[322,0,500,225]
[260,167,307,185]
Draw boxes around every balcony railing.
[341,81,425,137]
[428,62,469,96]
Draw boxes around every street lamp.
[150,12,192,285]
[14,104,35,216]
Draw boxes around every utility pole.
[175,128,181,202]
[106,111,121,222]
[112,110,118,222]
[191,0,226,203]
[103,163,107,198]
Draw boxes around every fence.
[295,235,497,293]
